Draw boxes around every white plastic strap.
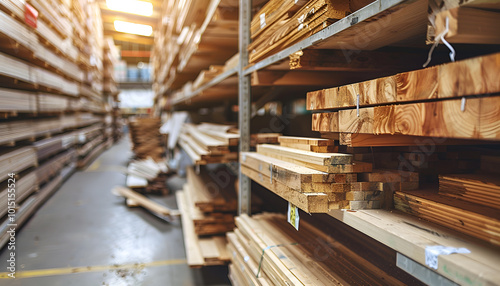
[423,17,456,68]
[356,94,360,117]
[461,97,466,112]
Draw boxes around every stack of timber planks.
[126,158,171,195]
[176,165,243,267]
[0,0,112,248]
[179,123,239,165]
[307,53,500,142]
[152,0,240,100]
[228,213,416,286]
[241,136,419,213]
[128,117,164,161]
[248,0,350,63]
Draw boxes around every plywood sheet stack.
[228,213,414,285]
[248,0,350,63]
[128,117,164,161]
[241,136,419,213]
[179,123,239,165]
[307,53,500,142]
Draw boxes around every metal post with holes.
[238,0,251,215]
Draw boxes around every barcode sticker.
[287,202,299,231]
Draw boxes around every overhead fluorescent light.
[106,0,153,17]
[114,21,153,36]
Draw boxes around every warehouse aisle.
[0,137,230,286]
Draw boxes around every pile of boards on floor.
[176,165,262,267]
[128,117,165,161]
[241,136,419,213]
[126,158,172,195]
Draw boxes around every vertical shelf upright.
[238,0,252,215]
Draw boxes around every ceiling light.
[114,21,153,36]
[106,0,153,17]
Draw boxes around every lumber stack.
[102,37,119,96]
[228,213,412,285]
[0,0,111,250]
[394,188,500,246]
[248,0,350,63]
[128,117,164,160]
[126,158,171,195]
[307,53,500,141]
[179,123,239,165]
[439,173,500,209]
[152,0,239,99]
[176,165,245,267]
[241,136,419,213]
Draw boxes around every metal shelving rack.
[233,0,500,285]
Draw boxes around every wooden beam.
[339,133,499,147]
[435,6,500,44]
[312,96,500,140]
[307,53,500,111]
[113,186,180,217]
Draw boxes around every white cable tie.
[356,94,360,117]
[423,17,455,67]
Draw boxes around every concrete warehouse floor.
[0,136,230,286]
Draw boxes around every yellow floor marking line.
[0,258,187,279]
[86,159,101,171]
[83,165,129,174]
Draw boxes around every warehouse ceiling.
[98,0,160,64]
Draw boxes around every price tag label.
[25,4,38,28]
[287,202,299,231]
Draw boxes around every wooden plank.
[241,165,329,213]
[435,6,500,44]
[241,152,356,189]
[257,144,352,165]
[339,133,497,147]
[439,173,500,209]
[329,208,500,286]
[175,190,205,267]
[312,96,500,140]
[278,135,335,146]
[113,186,180,217]
[394,188,500,246]
[307,53,500,111]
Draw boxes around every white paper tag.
[287,202,299,231]
[260,13,266,29]
[425,246,471,270]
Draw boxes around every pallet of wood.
[241,136,419,213]
[128,117,164,161]
[228,213,414,285]
[394,187,500,246]
[249,0,350,63]
[307,52,500,141]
